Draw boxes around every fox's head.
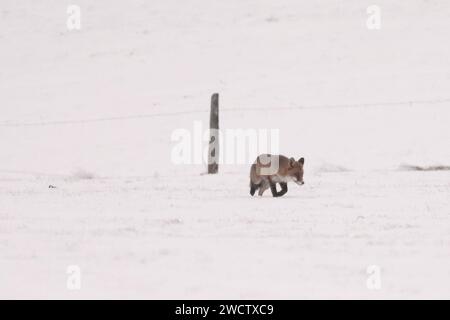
[289,157,305,185]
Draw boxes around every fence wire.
[1,97,449,128]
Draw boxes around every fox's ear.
[289,158,296,167]
[299,157,305,165]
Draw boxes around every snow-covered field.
[1,0,450,299]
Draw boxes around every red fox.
[250,154,304,197]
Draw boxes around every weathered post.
[208,93,219,174]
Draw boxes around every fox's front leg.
[269,182,288,197]
[277,183,288,197]
[269,182,281,197]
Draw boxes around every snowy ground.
[1,169,450,299]
[1,0,450,299]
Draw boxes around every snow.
[1,0,450,299]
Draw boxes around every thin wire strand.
[1,97,449,128]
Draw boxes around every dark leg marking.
[270,182,281,197]
[277,183,288,197]
[250,182,259,196]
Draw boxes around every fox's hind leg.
[250,182,259,196]
[250,163,262,196]
[258,181,269,196]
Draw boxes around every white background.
[0,0,449,298]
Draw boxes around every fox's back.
[253,154,290,177]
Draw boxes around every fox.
[250,154,305,197]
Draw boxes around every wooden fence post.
[208,93,219,174]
